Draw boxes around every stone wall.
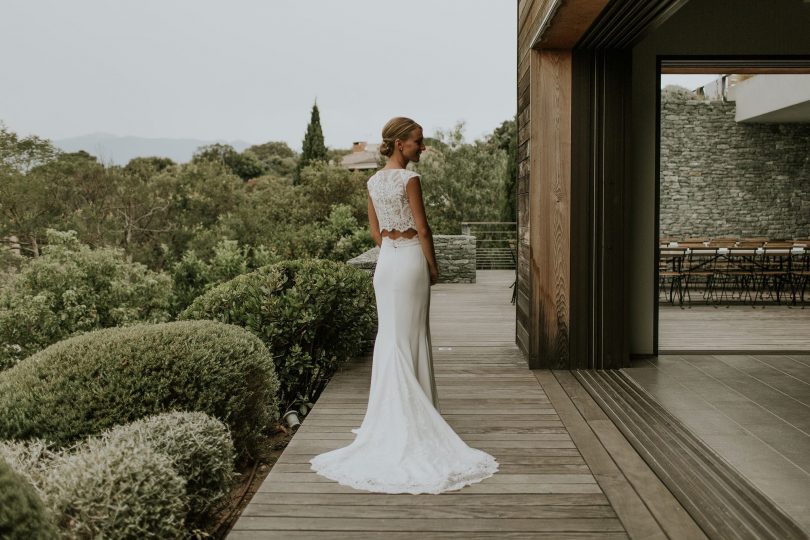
[660,91,810,239]
[347,235,476,283]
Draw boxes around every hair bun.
[379,140,393,157]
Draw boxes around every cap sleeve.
[401,170,421,186]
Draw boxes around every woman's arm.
[367,191,382,247]
[405,175,439,285]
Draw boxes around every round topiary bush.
[46,435,187,539]
[97,411,236,528]
[0,457,57,540]
[180,259,376,416]
[0,320,279,462]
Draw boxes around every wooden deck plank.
[295,425,568,434]
[257,483,605,495]
[228,532,630,540]
[267,473,596,484]
[271,462,592,474]
[292,432,573,441]
[239,503,618,519]
[231,517,625,532]
[244,492,612,506]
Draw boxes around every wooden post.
[528,49,572,369]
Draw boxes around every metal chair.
[659,247,686,306]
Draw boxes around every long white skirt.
[309,235,499,494]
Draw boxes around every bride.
[309,117,499,494]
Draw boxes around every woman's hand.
[429,264,438,286]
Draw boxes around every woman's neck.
[385,156,408,169]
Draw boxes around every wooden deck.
[227,271,702,539]
[659,305,810,353]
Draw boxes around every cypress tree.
[296,102,327,183]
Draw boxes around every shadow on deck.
[226,271,711,539]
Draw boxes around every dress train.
[309,235,499,494]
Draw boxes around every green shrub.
[288,204,374,261]
[1,412,235,536]
[47,435,187,539]
[0,456,57,540]
[0,320,279,462]
[0,438,57,494]
[97,411,236,528]
[0,229,173,370]
[180,259,376,416]
[1,437,186,539]
[170,239,282,314]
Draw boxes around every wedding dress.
[309,168,499,494]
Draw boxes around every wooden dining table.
[658,244,807,305]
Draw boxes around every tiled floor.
[625,354,810,532]
[659,305,810,352]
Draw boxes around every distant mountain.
[53,133,253,165]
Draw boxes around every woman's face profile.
[398,127,425,163]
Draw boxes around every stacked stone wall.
[660,93,810,239]
[347,235,476,283]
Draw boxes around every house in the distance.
[340,141,380,171]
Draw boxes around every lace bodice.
[367,168,420,232]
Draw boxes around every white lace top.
[367,168,420,233]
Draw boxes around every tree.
[0,123,61,256]
[413,122,508,234]
[296,102,327,183]
[192,143,267,181]
[124,156,175,178]
[159,160,249,261]
[0,150,108,257]
[489,117,517,222]
[246,141,298,178]
[296,161,369,225]
[247,141,296,160]
[0,122,58,173]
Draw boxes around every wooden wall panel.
[529,50,572,369]
[518,0,558,94]
[516,0,536,361]
[517,0,563,362]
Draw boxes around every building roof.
[341,142,380,170]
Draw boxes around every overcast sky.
[1,1,727,153]
[1,0,517,150]
[661,74,721,91]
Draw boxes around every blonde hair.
[379,117,421,157]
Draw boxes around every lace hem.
[309,454,499,495]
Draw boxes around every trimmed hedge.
[0,320,279,462]
[97,411,236,528]
[47,435,187,539]
[0,438,57,488]
[180,259,376,415]
[0,457,57,540]
[0,411,236,537]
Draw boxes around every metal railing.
[460,222,517,270]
